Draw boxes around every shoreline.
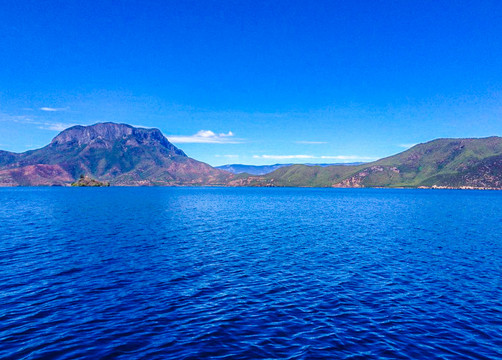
[0,184,500,191]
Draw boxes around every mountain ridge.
[1,123,501,189]
[216,162,365,175]
[0,123,231,186]
[236,137,502,189]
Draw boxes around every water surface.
[0,187,501,359]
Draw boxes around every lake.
[0,187,501,359]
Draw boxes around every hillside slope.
[216,162,365,175]
[238,137,502,189]
[0,123,231,186]
[2,127,501,189]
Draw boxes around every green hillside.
[246,137,502,189]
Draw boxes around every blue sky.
[1,0,501,166]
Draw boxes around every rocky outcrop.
[71,175,110,187]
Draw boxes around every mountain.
[2,126,502,189]
[216,164,288,175]
[0,123,231,186]
[232,137,502,189]
[216,163,365,175]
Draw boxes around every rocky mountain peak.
[50,122,186,156]
[51,123,134,145]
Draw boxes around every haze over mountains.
[216,163,365,175]
[1,122,502,189]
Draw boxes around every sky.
[1,0,501,166]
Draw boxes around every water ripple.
[0,187,501,359]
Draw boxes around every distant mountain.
[2,125,502,189]
[216,164,287,175]
[0,123,231,186]
[216,163,365,175]
[231,137,502,189]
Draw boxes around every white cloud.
[131,124,154,129]
[0,113,33,124]
[215,154,239,158]
[253,155,313,159]
[253,154,378,162]
[0,113,76,132]
[319,155,378,160]
[167,130,241,144]
[295,141,328,144]
[398,143,418,149]
[24,144,42,149]
[38,122,77,131]
[40,107,68,112]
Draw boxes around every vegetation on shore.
[232,137,502,189]
[71,175,110,187]
[1,123,502,189]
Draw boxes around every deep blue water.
[0,187,501,359]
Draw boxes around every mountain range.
[1,122,501,189]
[234,137,502,189]
[216,163,365,175]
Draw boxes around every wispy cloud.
[38,122,77,131]
[0,113,33,123]
[318,155,377,160]
[253,154,378,162]
[215,154,239,158]
[295,141,328,144]
[40,107,68,112]
[398,143,418,149]
[131,124,154,129]
[253,155,313,160]
[167,130,241,144]
[24,143,43,149]
[0,113,76,131]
